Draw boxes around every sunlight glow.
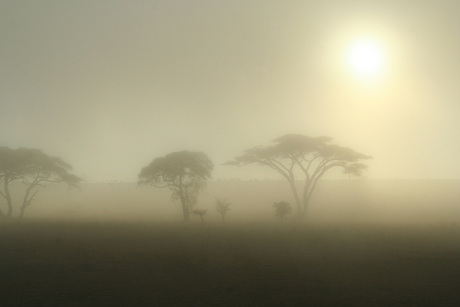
[346,39,385,80]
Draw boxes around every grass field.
[1,220,460,306]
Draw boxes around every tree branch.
[267,158,291,174]
[308,160,344,197]
[264,160,290,180]
[0,190,7,201]
[25,190,39,208]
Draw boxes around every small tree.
[192,209,207,226]
[138,151,213,222]
[215,198,231,223]
[273,201,292,223]
[0,147,81,218]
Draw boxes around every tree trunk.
[287,178,301,214]
[19,185,39,219]
[301,182,310,217]
[19,205,26,218]
[19,186,32,219]
[302,190,315,217]
[4,179,13,218]
[180,194,189,222]
[302,175,322,217]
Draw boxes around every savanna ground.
[1,219,460,306]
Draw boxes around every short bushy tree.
[215,198,231,223]
[192,209,207,226]
[273,201,292,223]
[138,151,213,222]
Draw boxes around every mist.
[2,0,460,181]
[6,179,459,226]
[2,1,460,305]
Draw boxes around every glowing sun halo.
[346,39,385,79]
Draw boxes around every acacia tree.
[215,198,231,223]
[192,209,207,226]
[226,134,371,218]
[138,151,213,222]
[273,201,292,223]
[0,147,81,218]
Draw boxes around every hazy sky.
[1,0,459,181]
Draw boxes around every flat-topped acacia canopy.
[0,146,81,218]
[138,150,213,222]
[226,134,371,218]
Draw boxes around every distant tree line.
[0,134,371,221]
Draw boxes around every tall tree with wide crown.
[226,134,371,217]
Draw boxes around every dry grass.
[1,219,460,306]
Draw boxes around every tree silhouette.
[138,151,213,222]
[0,147,81,218]
[226,134,371,218]
[215,198,231,223]
[192,209,207,226]
[273,201,292,223]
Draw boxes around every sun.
[346,38,385,80]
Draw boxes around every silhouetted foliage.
[226,134,371,218]
[192,209,207,226]
[215,198,231,223]
[138,151,213,222]
[0,147,81,218]
[273,201,292,223]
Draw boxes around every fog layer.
[1,1,460,181]
[10,179,459,225]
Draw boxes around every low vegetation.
[273,201,292,223]
[1,220,460,306]
[215,198,231,223]
[192,208,207,226]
